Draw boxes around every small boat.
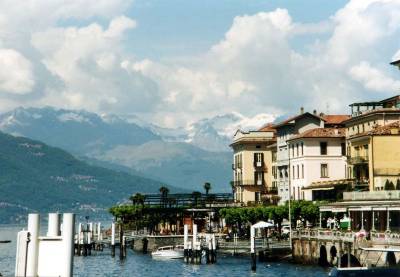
[151,245,184,259]
[0,240,11,243]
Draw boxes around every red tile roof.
[288,127,345,141]
[258,123,276,132]
[322,115,350,125]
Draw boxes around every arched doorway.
[319,245,329,266]
[340,253,361,267]
[386,251,397,267]
[330,246,337,266]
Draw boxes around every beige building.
[345,95,400,191]
[346,120,400,191]
[230,127,278,205]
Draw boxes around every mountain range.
[0,107,274,192]
[0,131,177,223]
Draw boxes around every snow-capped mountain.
[0,107,276,191]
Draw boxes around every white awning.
[388,207,400,211]
[319,207,347,212]
[252,221,274,229]
[348,207,372,211]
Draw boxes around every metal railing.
[347,155,369,164]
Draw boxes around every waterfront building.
[344,95,400,191]
[274,110,349,204]
[230,127,278,204]
[287,127,348,201]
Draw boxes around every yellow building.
[230,127,278,205]
[346,102,400,191]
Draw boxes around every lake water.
[0,225,329,276]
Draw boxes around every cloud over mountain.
[0,0,400,128]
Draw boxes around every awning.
[349,207,372,211]
[252,221,274,229]
[319,207,347,212]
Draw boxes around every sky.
[1,0,400,128]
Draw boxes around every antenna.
[326,102,330,114]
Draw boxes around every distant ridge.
[0,131,179,224]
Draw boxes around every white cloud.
[349,61,400,92]
[0,48,34,94]
[1,0,400,129]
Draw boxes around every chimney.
[300,107,304,114]
[320,112,325,117]
[313,109,317,115]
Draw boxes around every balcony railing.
[232,180,265,187]
[232,163,242,170]
[253,161,264,167]
[347,155,369,164]
[343,190,400,201]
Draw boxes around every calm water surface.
[0,225,329,276]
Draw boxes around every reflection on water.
[0,226,328,277]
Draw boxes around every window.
[320,142,327,155]
[341,143,346,156]
[255,172,263,185]
[292,165,295,179]
[296,143,299,157]
[254,153,264,167]
[302,164,304,179]
[297,165,299,179]
[321,164,328,178]
[301,142,304,156]
[256,145,261,149]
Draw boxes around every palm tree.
[159,186,169,207]
[204,182,211,195]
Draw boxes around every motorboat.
[329,247,400,276]
[151,245,184,259]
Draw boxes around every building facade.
[274,112,326,204]
[345,95,400,191]
[230,129,278,204]
[288,128,348,201]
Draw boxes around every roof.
[273,112,324,128]
[352,121,400,137]
[349,95,400,106]
[288,127,345,141]
[258,123,276,132]
[322,115,350,125]
[390,59,400,66]
[343,108,400,124]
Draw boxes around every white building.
[287,128,348,200]
[275,111,325,204]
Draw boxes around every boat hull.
[330,267,400,277]
[151,250,184,259]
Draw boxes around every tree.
[385,180,395,190]
[204,182,211,195]
[268,205,288,238]
[396,179,400,190]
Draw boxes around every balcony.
[264,187,278,195]
[347,155,369,164]
[232,180,265,187]
[232,163,242,170]
[253,161,267,171]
